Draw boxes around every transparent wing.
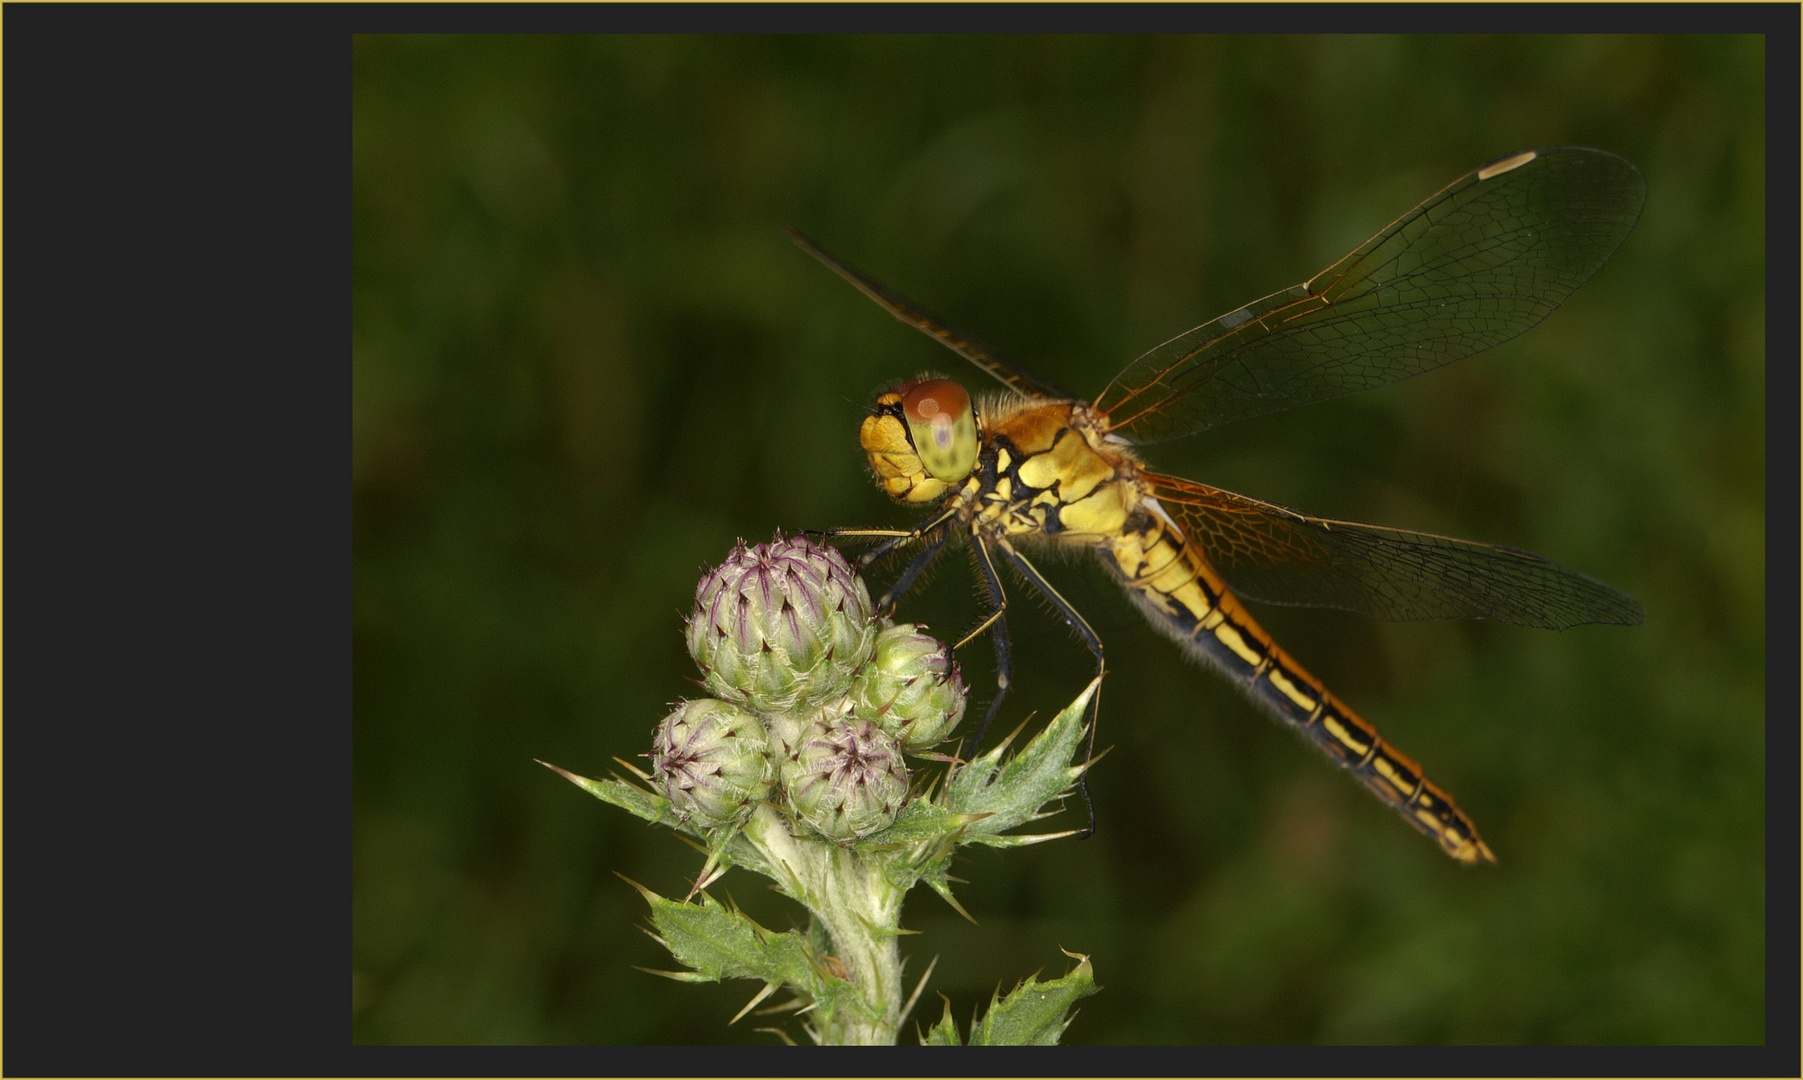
[1096,148,1647,443]
[1144,472,1644,630]
[785,227,1071,401]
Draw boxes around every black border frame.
[3,4,1792,1076]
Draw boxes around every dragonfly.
[789,147,1647,864]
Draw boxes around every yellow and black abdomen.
[1098,505,1496,865]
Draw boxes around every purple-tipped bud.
[781,716,909,843]
[685,534,876,713]
[650,699,775,830]
[848,622,967,751]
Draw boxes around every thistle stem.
[741,804,904,1044]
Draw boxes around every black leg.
[875,527,953,614]
[992,539,1106,837]
[990,540,1105,669]
[965,530,1013,750]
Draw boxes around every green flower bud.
[686,534,876,713]
[650,699,775,830]
[848,622,967,751]
[781,716,909,843]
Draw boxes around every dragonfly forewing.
[783,227,1071,402]
[1095,147,1647,443]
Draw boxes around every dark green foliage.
[941,684,1094,844]
[918,954,1101,1046]
[920,997,963,1046]
[354,34,1765,1044]
[633,885,813,988]
[969,955,1101,1046]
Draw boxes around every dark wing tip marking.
[1476,149,1538,180]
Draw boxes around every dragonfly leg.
[820,526,917,566]
[991,539,1106,672]
[965,530,1013,750]
[875,527,953,614]
[824,506,960,569]
[953,603,1008,650]
[993,539,1106,837]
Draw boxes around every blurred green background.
[352,35,1765,1044]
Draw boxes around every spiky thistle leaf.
[920,994,962,1046]
[967,951,1100,1046]
[942,677,1098,843]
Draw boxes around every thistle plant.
[541,533,1100,1045]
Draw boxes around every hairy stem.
[742,803,904,1044]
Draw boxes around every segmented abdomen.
[1098,505,1496,865]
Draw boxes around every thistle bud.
[781,716,909,843]
[848,622,967,751]
[650,699,775,830]
[686,534,877,713]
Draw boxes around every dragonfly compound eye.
[900,379,978,483]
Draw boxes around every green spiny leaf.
[962,827,1084,850]
[858,798,991,847]
[923,874,977,925]
[942,677,1096,840]
[541,760,675,825]
[625,878,819,994]
[920,994,962,1046]
[967,952,1099,1046]
[626,879,882,1033]
[848,799,990,895]
[541,759,780,879]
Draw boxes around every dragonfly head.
[860,378,980,503]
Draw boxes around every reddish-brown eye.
[902,379,970,426]
[897,379,978,483]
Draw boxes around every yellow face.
[859,378,980,503]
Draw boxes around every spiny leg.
[875,527,953,614]
[990,538,1105,675]
[819,525,918,568]
[992,538,1105,836]
[823,505,960,569]
[964,528,1013,750]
